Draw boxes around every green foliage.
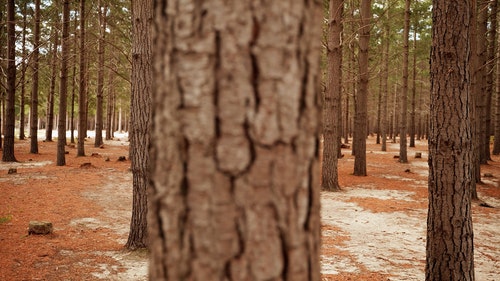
[0,214,13,224]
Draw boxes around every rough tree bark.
[19,2,28,140]
[322,0,343,192]
[410,29,417,147]
[2,0,17,162]
[353,0,371,175]
[426,0,475,280]
[30,0,41,154]
[46,23,59,142]
[399,0,410,162]
[493,0,500,155]
[77,0,87,156]
[126,0,151,250]
[95,0,107,148]
[149,1,322,280]
[57,0,70,166]
[381,3,390,152]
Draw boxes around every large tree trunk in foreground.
[149,1,322,280]
[426,0,475,280]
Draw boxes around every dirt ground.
[0,134,498,281]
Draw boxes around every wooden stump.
[28,221,53,235]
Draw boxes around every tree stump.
[28,221,53,235]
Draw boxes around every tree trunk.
[19,2,28,140]
[410,29,417,147]
[470,0,480,198]
[95,0,107,148]
[353,0,371,176]
[126,0,152,250]
[399,0,410,163]
[381,4,390,152]
[30,0,41,154]
[477,0,489,164]
[77,0,87,156]
[106,66,115,140]
[2,0,16,162]
[426,0,475,280]
[57,0,70,166]
[0,3,4,150]
[322,0,343,192]
[149,1,322,280]
[46,24,60,142]
[484,0,497,159]
[493,0,500,155]
[70,15,78,144]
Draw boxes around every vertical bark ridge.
[151,1,321,280]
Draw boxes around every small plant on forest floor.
[0,214,13,224]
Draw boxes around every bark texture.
[427,1,475,280]
[77,0,87,156]
[150,1,322,280]
[2,0,16,162]
[353,0,371,175]
[322,0,343,191]
[46,24,59,142]
[30,0,41,154]
[380,4,390,152]
[57,0,70,166]
[399,0,410,163]
[126,0,152,250]
[494,0,500,155]
[95,0,107,148]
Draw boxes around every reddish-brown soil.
[1,136,498,280]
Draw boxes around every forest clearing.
[0,134,498,281]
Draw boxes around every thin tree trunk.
[2,0,17,162]
[57,0,70,166]
[493,0,500,155]
[106,66,115,140]
[484,0,497,160]
[95,1,107,147]
[353,0,371,176]
[426,0,474,279]
[376,74,382,145]
[410,29,417,147]
[470,0,480,199]
[399,0,410,163]
[46,24,60,142]
[477,0,489,164]
[381,4,390,152]
[70,15,78,144]
[77,0,87,156]
[0,3,4,150]
[30,0,41,154]
[19,2,28,140]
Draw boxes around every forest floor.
[0,134,498,281]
